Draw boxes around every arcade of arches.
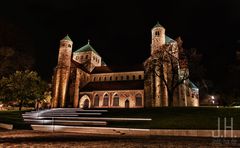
[79,90,144,108]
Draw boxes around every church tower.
[148,22,168,107]
[52,35,73,108]
[151,22,165,54]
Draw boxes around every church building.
[51,23,199,108]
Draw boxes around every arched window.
[121,76,124,80]
[68,44,71,48]
[103,94,109,106]
[155,31,159,36]
[104,77,106,81]
[138,75,142,80]
[115,76,118,80]
[126,75,129,80]
[86,55,88,59]
[94,94,99,106]
[113,94,119,106]
[110,76,112,81]
[99,77,101,81]
[93,77,96,81]
[135,94,142,106]
[133,75,135,80]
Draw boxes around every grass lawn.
[0,110,32,129]
[103,107,240,130]
[0,107,240,130]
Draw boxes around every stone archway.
[83,99,90,108]
[79,95,91,108]
[125,100,130,108]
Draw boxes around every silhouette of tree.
[0,70,47,110]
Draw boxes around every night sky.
[0,0,240,83]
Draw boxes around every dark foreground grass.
[0,107,240,130]
[103,107,240,130]
[0,110,32,129]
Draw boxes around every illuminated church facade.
[51,23,199,108]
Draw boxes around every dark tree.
[0,70,47,110]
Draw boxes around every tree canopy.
[0,70,47,110]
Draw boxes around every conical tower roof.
[152,21,163,29]
[61,34,72,41]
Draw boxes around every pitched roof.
[165,35,175,43]
[188,81,198,90]
[153,21,163,28]
[91,65,144,74]
[62,35,72,41]
[74,42,100,56]
[92,66,112,73]
[80,80,144,91]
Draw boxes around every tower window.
[133,75,135,80]
[68,44,71,48]
[138,75,142,80]
[86,55,88,59]
[155,31,160,36]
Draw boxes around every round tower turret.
[52,35,73,108]
[151,22,165,54]
[58,35,73,67]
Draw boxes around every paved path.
[0,130,239,147]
